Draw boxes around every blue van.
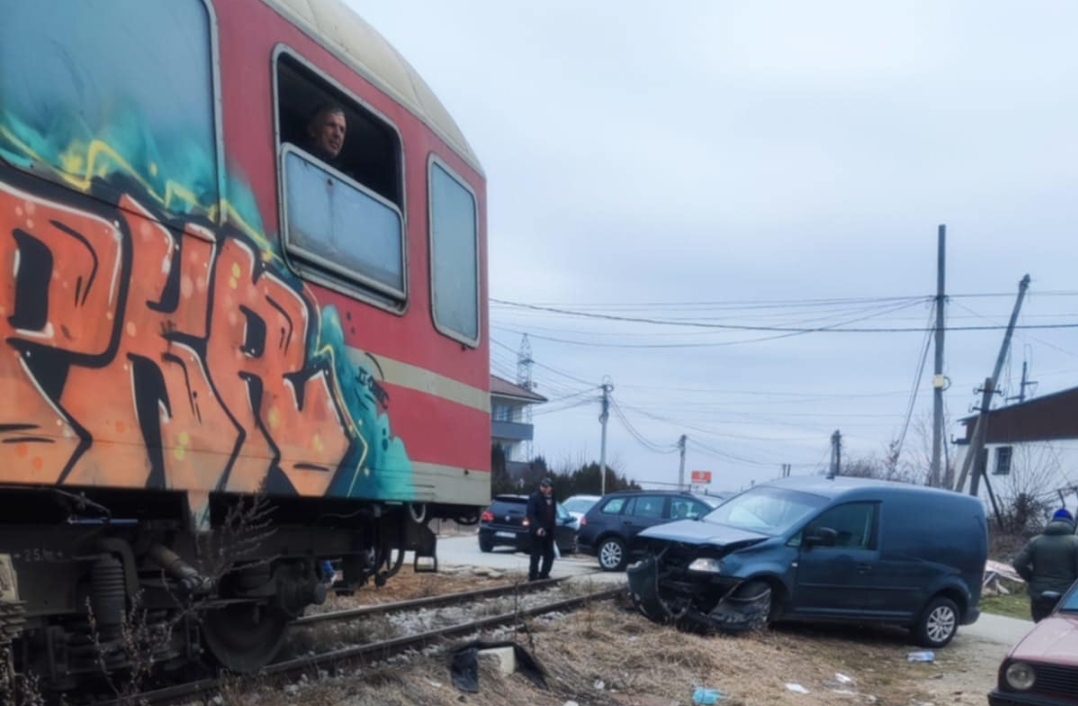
[627,476,986,647]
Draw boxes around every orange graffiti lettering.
[1,183,355,496]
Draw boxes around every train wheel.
[201,602,289,673]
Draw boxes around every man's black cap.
[540,478,552,487]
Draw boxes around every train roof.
[263,0,482,175]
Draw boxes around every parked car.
[989,581,1078,705]
[578,490,728,571]
[627,476,987,648]
[562,494,602,523]
[478,494,578,554]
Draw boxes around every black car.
[578,490,727,571]
[478,494,578,554]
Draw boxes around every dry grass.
[216,598,998,706]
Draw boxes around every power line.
[492,298,1078,334]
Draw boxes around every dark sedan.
[478,494,578,554]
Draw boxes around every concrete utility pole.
[677,434,687,490]
[954,274,1031,495]
[930,225,947,488]
[598,380,613,496]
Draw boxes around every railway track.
[94,575,621,706]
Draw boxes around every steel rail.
[96,584,621,706]
[292,575,568,627]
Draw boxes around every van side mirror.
[804,527,838,548]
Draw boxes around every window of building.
[276,51,405,307]
[0,0,219,216]
[492,404,513,423]
[994,446,1013,475]
[429,160,479,344]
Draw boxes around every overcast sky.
[349,1,1078,493]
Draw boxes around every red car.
[989,582,1078,705]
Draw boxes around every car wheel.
[914,595,959,648]
[597,537,626,571]
[478,535,493,553]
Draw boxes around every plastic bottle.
[907,651,935,662]
[692,686,724,704]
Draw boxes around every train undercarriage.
[0,486,476,699]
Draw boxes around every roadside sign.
[690,470,711,484]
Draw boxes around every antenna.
[516,334,535,460]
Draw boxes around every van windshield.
[702,487,829,536]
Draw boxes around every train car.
[0,0,489,691]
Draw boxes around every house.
[955,385,1078,508]
[490,375,547,477]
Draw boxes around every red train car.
[0,0,489,688]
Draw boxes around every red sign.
[691,470,712,484]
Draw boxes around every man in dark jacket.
[1013,508,1078,621]
[526,478,557,581]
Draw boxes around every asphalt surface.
[434,532,1036,648]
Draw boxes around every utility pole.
[954,274,1031,495]
[828,430,842,479]
[677,434,687,490]
[1006,361,1037,404]
[598,380,612,496]
[930,225,946,488]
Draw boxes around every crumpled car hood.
[638,519,769,547]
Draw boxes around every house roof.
[959,385,1078,444]
[490,375,547,403]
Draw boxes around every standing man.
[526,478,557,582]
[1013,508,1078,621]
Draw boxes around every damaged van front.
[627,477,987,648]
[627,484,828,633]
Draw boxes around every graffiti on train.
[0,178,412,501]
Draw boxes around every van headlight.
[1005,661,1035,691]
[687,557,723,573]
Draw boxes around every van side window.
[0,0,218,216]
[804,502,878,550]
[276,51,405,307]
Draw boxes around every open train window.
[275,50,405,306]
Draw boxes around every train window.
[275,51,406,306]
[0,0,219,216]
[429,160,479,344]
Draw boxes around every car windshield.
[696,494,727,508]
[563,497,598,513]
[1060,586,1078,612]
[702,487,829,535]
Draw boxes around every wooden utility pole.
[954,275,1031,495]
[599,380,612,495]
[930,225,946,488]
[828,430,842,479]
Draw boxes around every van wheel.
[597,537,626,571]
[914,595,959,648]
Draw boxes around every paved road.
[435,534,625,584]
[434,531,1035,648]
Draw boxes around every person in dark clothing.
[1013,508,1078,621]
[304,103,347,166]
[526,478,557,581]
